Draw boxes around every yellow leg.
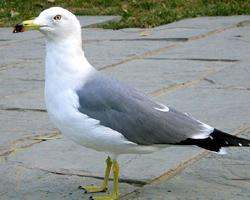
[91,160,120,200]
[80,157,112,193]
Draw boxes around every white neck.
[45,35,95,91]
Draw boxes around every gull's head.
[13,7,81,41]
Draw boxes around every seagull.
[14,7,250,200]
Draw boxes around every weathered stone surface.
[132,131,250,200]
[0,161,135,200]
[7,137,202,181]
[0,15,250,200]
[104,59,227,94]
[0,110,56,152]
[155,16,250,30]
[152,26,250,61]
[78,16,121,28]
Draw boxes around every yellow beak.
[13,19,40,33]
[22,20,41,30]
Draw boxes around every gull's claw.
[79,185,107,193]
[89,193,120,200]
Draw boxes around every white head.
[16,7,81,42]
[14,7,94,83]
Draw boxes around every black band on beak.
[13,23,24,33]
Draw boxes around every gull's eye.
[53,15,62,21]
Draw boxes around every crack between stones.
[144,57,239,63]
[99,19,250,71]
[0,36,44,48]
[1,18,250,197]
[110,38,188,42]
[0,131,61,157]
[230,178,250,181]
[0,62,22,71]
[99,44,177,71]
[18,78,44,82]
[2,19,249,74]
[0,58,42,72]
[199,86,250,91]
[8,161,147,187]
[149,68,218,97]
[121,125,250,199]
[0,69,222,114]
[149,125,250,185]
[0,106,46,113]
[0,67,236,114]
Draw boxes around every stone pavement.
[0,15,250,200]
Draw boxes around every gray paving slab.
[0,28,42,44]
[0,62,44,97]
[197,61,250,92]
[84,39,174,69]
[155,15,250,30]
[78,16,121,28]
[1,15,250,200]
[0,88,45,110]
[7,138,201,181]
[131,131,250,200]
[156,77,250,132]
[0,161,135,200]
[150,26,250,61]
[0,37,44,66]
[104,59,227,94]
[0,110,56,152]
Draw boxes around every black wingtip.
[178,129,250,153]
[211,129,250,147]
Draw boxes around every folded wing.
[77,73,214,145]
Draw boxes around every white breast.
[44,40,158,155]
[44,61,137,154]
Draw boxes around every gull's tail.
[179,129,250,154]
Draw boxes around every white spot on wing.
[154,103,169,112]
[218,148,227,155]
[192,133,209,139]
[191,123,214,139]
[239,143,242,146]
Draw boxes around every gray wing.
[77,73,213,145]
